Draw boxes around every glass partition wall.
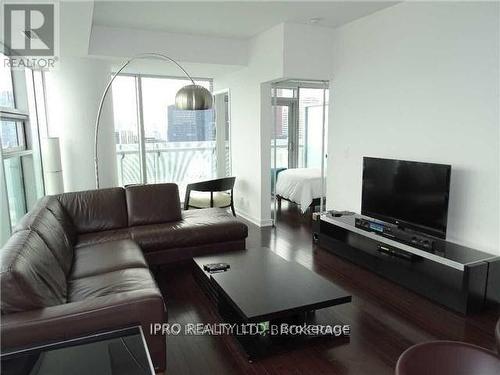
[271,80,329,225]
[112,74,226,199]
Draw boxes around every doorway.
[271,80,329,224]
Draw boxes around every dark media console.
[313,212,500,314]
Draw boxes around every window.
[0,63,45,234]
[298,87,329,168]
[1,120,26,151]
[271,86,329,170]
[4,156,27,225]
[141,77,215,192]
[273,104,293,169]
[112,74,219,197]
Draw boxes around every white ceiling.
[92,1,398,39]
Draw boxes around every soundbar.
[355,217,435,251]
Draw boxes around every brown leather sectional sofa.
[0,183,248,371]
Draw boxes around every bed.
[275,168,324,213]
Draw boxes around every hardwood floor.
[154,203,499,375]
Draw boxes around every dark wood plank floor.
[154,203,499,375]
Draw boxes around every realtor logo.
[2,2,59,69]
[3,3,55,56]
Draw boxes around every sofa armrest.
[1,289,167,371]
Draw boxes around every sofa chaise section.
[125,183,248,264]
[131,207,248,264]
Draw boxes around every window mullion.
[0,110,29,120]
[135,75,147,184]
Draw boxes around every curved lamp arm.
[93,53,196,189]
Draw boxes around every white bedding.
[275,168,324,213]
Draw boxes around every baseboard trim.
[236,209,273,227]
[260,219,274,227]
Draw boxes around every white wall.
[327,2,500,254]
[45,57,118,192]
[89,25,248,67]
[283,23,334,80]
[214,24,285,226]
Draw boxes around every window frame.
[1,112,29,154]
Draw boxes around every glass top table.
[1,326,155,375]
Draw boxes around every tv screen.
[361,157,451,238]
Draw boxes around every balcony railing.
[116,142,220,196]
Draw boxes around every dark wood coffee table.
[193,247,352,359]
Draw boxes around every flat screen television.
[361,157,451,239]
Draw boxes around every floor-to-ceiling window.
[298,88,329,169]
[0,53,45,239]
[272,86,329,170]
[112,74,218,197]
[273,88,296,169]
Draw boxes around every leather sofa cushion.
[126,183,182,226]
[57,188,128,234]
[71,240,148,279]
[69,268,158,302]
[130,208,248,251]
[13,196,49,232]
[0,230,67,313]
[13,205,74,276]
[45,196,78,245]
[76,228,131,248]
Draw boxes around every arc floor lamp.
[93,52,213,189]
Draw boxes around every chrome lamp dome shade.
[175,84,213,110]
